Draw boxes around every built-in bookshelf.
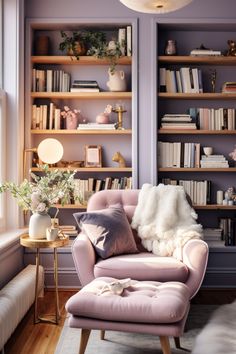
[26,19,138,214]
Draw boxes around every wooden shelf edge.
[158,93,236,99]
[54,204,86,209]
[31,55,132,65]
[194,204,236,210]
[31,92,132,99]
[158,55,236,65]
[31,167,132,172]
[158,129,236,135]
[158,168,236,172]
[31,129,132,135]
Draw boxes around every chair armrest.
[71,232,96,287]
[182,239,209,299]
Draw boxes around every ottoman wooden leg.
[79,329,91,354]
[100,330,105,340]
[160,336,171,354]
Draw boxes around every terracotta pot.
[67,42,86,57]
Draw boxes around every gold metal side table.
[20,233,69,324]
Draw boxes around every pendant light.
[119,0,193,14]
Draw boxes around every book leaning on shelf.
[159,67,203,93]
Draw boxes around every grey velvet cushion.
[73,206,139,259]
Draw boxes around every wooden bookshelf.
[31,55,132,65]
[31,92,132,99]
[159,168,236,172]
[158,55,236,65]
[158,93,236,100]
[54,203,86,209]
[194,204,236,210]
[31,167,132,172]
[31,129,132,135]
[158,130,236,135]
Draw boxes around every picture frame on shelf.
[85,145,102,168]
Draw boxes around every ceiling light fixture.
[119,0,193,14]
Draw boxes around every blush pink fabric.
[94,253,189,282]
[72,189,209,299]
[66,277,190,324]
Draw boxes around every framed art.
[85,145,102,168]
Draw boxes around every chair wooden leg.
[100,330,105,340]
[174,337,181,349]
[79,329,91,354]
[160,336,171,354]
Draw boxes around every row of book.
[160,113,197,130]
[72,177,132,204]
[31,103,62,130]
[160,108,236,131]
[159,67,203,93]
[161,178,211,206]
[158,141,201,168]
[219,218,236,246]
[32,69,71,92]
[118,26,132,57]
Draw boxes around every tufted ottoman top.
[66,277,190,324]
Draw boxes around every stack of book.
[77,123,118,130]
[222,82,236,93]
[59,225,78,239]
[70,80,100,92]
[200,155,229,168]
[190,49,222,56]
[203,228,223,243]
[160,113,197,130]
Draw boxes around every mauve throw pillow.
[73,206,138,259]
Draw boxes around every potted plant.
[59,31,87,59]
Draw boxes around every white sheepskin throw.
[192,300,236,354]
[131,183,202,256]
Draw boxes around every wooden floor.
[5,290,76,354]
[4,288,236,354]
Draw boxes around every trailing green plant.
[87,40,123,74]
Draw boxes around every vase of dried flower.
[29,212,51,239]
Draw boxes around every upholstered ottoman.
[65,277,190,354]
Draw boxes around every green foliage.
[0,165,76,212]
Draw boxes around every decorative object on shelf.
[107,68,127,92]
[112,104,127,129]
[85,145,102,168]
[226,40,236,56]
[165,40,177,56]
[59,31,86,59]
[0,165,76,239]
[203,146,213,156]
[96,104,113,124]
[119,0,193,13]
[34,35,50,55]
[216,190,224,205]
[210,69,217,93]
[229,145,236,164]
[23,138,64,178]
[190,44,222,56]
[61,105,80,130]
[112,151,126,167]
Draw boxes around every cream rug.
[55,305,217,354]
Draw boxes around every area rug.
[55,305,218,354]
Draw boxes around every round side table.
[20,233,69,324]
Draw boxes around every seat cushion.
[94,252,189,282]
[66,277,190,324]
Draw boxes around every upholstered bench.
[66,277,190,354]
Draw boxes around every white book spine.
[126,25,132,57]
[118,28,126,56]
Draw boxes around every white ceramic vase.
[107,69,127,92]
[29,212,51,239]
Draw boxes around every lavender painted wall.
[25,0,236,186]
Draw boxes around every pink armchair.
[72,189,208,300]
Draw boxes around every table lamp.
[23,138,64,178]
